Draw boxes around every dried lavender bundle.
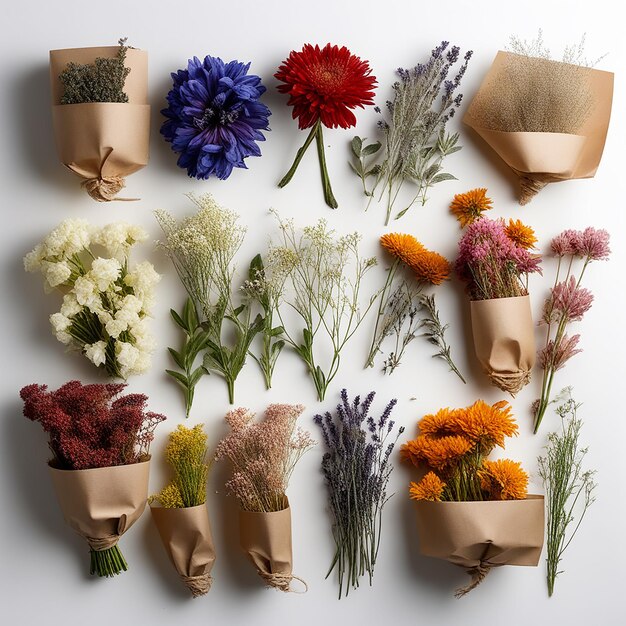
[365,41,472,224]
[315,390,403,598]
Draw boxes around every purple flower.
[161,56,271,180]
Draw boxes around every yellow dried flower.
[505,219,538,249]
[479,458,529,500]
[450,188,493,227]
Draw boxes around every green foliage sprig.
[538,389,597,597]
[59,37,131,104]
[349,136,381,196]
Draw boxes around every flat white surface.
[1,1,624,624]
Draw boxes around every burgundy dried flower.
[20,380,165,470]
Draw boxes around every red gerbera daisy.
[275,43,377,209]
[275,43,377,130]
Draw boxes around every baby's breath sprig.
[538,389,596,597]
[271,213,378,401]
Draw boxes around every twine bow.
[181,573,213,598]
[488,369,531,396]
[258,571,308,593]
[86,534,119,552]
[81,175,137,202]
[454,561,492,598]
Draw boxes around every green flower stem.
[278,121,320,188]
[314,123,338,209]
[90,545,128,577]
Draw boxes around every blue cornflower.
[161,56,271,180]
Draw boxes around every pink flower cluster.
[455,217,542,300]
[543,276,594,324]
[550,227,611,260]
[215,404,315,512]
[20,380,166,469]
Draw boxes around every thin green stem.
[315,124,338,209]
[278,121,319,188]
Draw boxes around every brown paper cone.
[49,459,150,551]
[464,51,614,204]
[470,295,535,395]
[150,504,216,597]
[49,46,150,201]
[239,504,301,592]
[415,496,544,597]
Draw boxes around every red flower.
[275,43,377,130]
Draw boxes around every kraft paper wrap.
[49,459,150,552]
[415,496,544,597]
[464,51,614,204]
[239,504,304,592]
[470,295,535,395]
[150,504,216,597]
[49,46,150,201]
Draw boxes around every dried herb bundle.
[468,31,596,134]
[59,38,130,104]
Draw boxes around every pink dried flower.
[575,227,611,261]
[455,217,542,300]
[538,334,582,371]
[550,276,594,322]
[550,230,582,257]
[216,403,315,512]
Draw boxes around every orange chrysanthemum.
[401,435,473,471]
[418,407,463,438]
[409,472,446,501]
[453,400,518,452]
[479,458,528,500]
[412,249,452,285]
[379,233,425,267]
[450,188,493,227]
[505,219,538,249]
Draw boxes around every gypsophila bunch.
[59,38,130,104]
[538,389,596,596]
[354,41,472,224]
[366,233,464,380]
[241,253,291,390]
[24,219,160,378]
[402,399,526,503]
[532,228,610,432]
[270,213,378,401]
[156,194,263,409]
[215,404,315,512]
[20,380,165,470]
[314,390,403,598]
[455,217,542,300]
[151,424,210,508]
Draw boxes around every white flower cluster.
[24,219,160,379]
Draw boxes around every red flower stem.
[278,121,319,188]
[314,124,338,209]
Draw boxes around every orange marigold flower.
[505,219,538,249]
[380,233,425,268]
[418,407,463,438]
[402,435,473,471]
[453,400,518,451]
[409,472,446,501]
[411,249,451,285]
[479,458,528,500]
[450,188,493,227]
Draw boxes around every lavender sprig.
[314,389,403,599]
[365,42,473,224]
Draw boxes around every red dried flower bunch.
[20,380,165,469]
[275,43,377,208]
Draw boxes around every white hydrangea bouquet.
[24,218,160,378]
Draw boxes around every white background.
[2,1,624,624]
